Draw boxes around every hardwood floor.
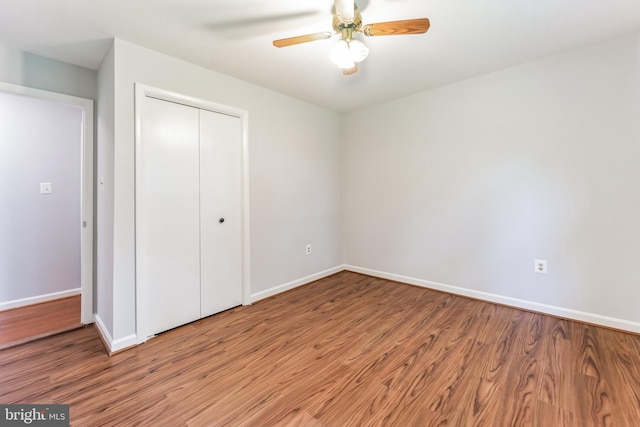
[1,271,639,426]
[0,295,82,349]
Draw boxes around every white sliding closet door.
[138,97,202,336]
[200,110,242,317]
[138,95,243,339]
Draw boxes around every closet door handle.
[219,218,225,224]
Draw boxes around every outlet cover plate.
[535,259,547,274]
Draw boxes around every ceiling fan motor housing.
[333,9,363,39]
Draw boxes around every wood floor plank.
[539,320,574,408]
[592,328,640,425]
[534,400,576,427]
[573,323,631,425]
[304,344,405,419]
[1,271,639,426]
[235,362,348,427]
[0,295,82,348]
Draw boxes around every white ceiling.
[1,0,640,112]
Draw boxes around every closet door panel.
[200,110,242,317]
[138,97,202,336]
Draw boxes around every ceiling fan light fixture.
[330,38,369,69]
[349,39,369,63]
[330,39,355,69]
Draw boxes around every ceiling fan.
[272,0,430,75]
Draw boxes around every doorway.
[0,82,94,347]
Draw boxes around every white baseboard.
[250,265,345,304]
[94,314,137,354]
[0,288,81,312]
[345,265,640,335]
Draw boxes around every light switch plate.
[40,182,52,194]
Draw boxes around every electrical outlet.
[306,244,312,255]
[535,259,547,274]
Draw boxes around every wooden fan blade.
[342,63,358,75]
[273,32,333,47]
[362,18,430,37]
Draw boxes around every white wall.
[98,39,343,344]
[0,44,96,100]
[96,42,115,334]
[343,34,640,330]
[0,91,82,303]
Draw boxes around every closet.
[136,95,242,338]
